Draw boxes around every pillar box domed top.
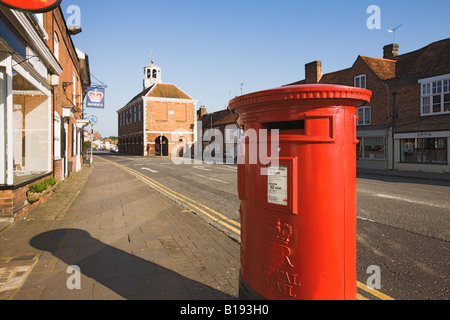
[228,84,372,116]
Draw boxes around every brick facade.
[145,99,197,157]
[0,174,52,220]
[287,38,450,173]
[118,67,197,157]
[44,7,87,181]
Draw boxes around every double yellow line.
[99,156,394,300]
[357,282,395,300]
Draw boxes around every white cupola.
[143,57,162,89]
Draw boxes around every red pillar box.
[229,84,372,300]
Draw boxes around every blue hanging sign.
[86,87,105,109]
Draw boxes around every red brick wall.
[119,99,196,156]
[0,174,52,220]
[146,100,195,134]
[44,8,83,180]
[388,71,450,133]
[145,100,196,156]
[316,58,391,127]
[54,159,63,182]
[118,101,144,155]
[0,190,13,218]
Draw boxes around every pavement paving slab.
[0,158,240,300]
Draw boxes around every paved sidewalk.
[0,158,240,300]
[357,167,450,183]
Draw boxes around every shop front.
[357,127,392,170]
[0,8,61,219]
[395,131,449,173]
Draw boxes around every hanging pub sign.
[86,87,105,109]
[0,0,62,13]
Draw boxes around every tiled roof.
[320,68,352,84]
[358,56,396,80]
[146,83,192,99]
[124,86,153,107]
[285,38,450,85]
[200,109,240,128]
[395,38,450,77]
[120,83,194,112]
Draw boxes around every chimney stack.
[383,44,399,59]
[197,105,207,120]
[305,61,322,84]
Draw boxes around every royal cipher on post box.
[229,84,372,300]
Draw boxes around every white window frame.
[72,123,76,156]
[54,112,61,160]
[54,32,59,61]
[419,74,450,116]
[357,106,371,126]
[354,74,367,89]
[73,71,77,107]
[0,67,6,184]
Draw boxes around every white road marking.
[190,173,228,184]
[157,163,174,169]
[375,194,450,209]
[141,167,159,173]
[214,165,238,172]
[357,216,376,223]
[193,165,212,172]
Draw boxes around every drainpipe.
[391,92,397,170]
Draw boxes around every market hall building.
[117,60,198,157]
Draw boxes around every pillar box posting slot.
[229,84,372,300]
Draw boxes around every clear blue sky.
[62,0,450,138]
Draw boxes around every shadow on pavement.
[30,228,234,300]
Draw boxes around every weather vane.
[151,50,154,64]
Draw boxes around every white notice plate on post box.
[267,165,288,206]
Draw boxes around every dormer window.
[354,75,366,88]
